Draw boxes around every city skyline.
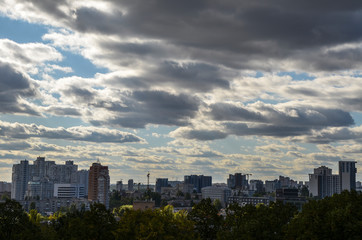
[1,1,362,183]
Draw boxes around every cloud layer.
[0,121,144,143]
[0,0,362,182]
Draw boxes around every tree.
[115,206,197,240]
[0,199,42,240]
[286,190,362,240]
[51,202,117,240]
[188,198,222,240]
[300,186,309,197]
[185,192,191,200]
[218,201,297,240]
[213,199,222,211]
[176,190,184,197]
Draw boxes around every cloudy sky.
[1,0,362,184]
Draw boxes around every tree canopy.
[1,191,362,239]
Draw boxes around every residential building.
[54,183,85,198]
[12,157,80,201]
[265,179,280,193]
[249,180,264,193]
[20,198,91,215]
[25,178,53,200]
[202,186,232,207]
[116,180,123,192]
[88,162,110,208]
[0,181,11,193]
[184,175,212,193]
[227,173,248,189]
[76,170,89,196]
[228,196,270,206]
[128,179,134,191]
[155,178,169,193]
[11,160,30,201]
[339,161,357,191]
[309,166,340,198]
[276,188,306,211]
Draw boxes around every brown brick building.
[88,162,110,208]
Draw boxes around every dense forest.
[1,190,362,240]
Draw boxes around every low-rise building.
[202,186,232,207]
[228,196,270,206]
[54,183,85,199]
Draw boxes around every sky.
[1,0,362,184]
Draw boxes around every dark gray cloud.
[92,90,200,128]
[174,104,355,141]
[104,61,230,92]
[305,127,362,144]
[210,103,354,128]
[0,121,144,143]
[0,62,39,115]
[61,86,97,103]
[17,0,362,72]
[179,129,228,141]
[46,106,81,116]
[70,1,362,71]
[209,103,264,122]
[155,61,229,91]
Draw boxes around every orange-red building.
[88,162,110,208]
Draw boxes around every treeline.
[1,190,362,239]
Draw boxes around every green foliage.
[218,201,297,240]
[185,192,191,200]
[213,199,223,211]
[300,186,309,197]
[29,209,42,225]
[286,190,362,240]
[2,191,362,240]
[115,205,197,240]
[188,198,222,240]
[50,202,117,240]
[109,190,133,209]
[144,189,162,207]
[113,205,133,217]
[0,199,43,240]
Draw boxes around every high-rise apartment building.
[309,166,340,198]
[128,179,134,191]
[88,162,110,208]
[11,160,30,201]
[116,180,123,192]
[227,173,248,189]
[184,175,212,193]
[155,178,168,193]
[339,161,357,191]
[12,157,82,201]
[249,180,264,193]
[77,170,89,197]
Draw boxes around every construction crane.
[147,171,150,190]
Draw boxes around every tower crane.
[147,171,150,190]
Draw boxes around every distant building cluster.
[5,157,360,213]
[308,161,357,198]
[10,157,109,214]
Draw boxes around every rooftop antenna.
[97,158,100,164]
